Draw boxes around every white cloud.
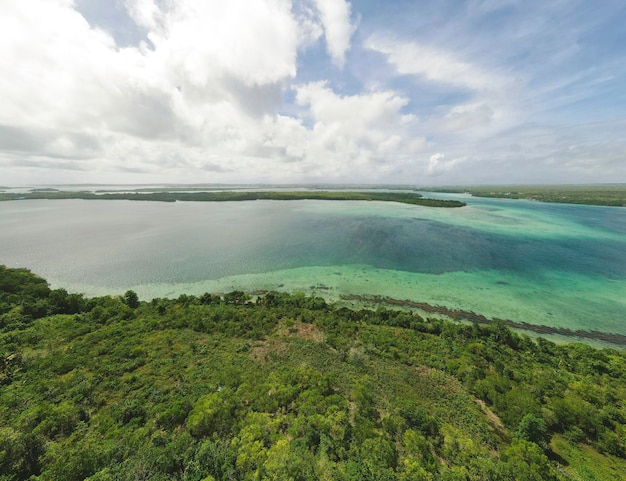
[0,0,306,180]
[0,0,427,184]
[425,152,461,176]
[0,1,121,129]
[124,0,160,31]
[141,0,300,87]
[440,103,495,132]
[292,81,427,178]
[296,82,414,129]
[2,0,623,186]
[294,6,324,49]
[312,0,355,68]
[365,35,525,141]
[365,36,506,92]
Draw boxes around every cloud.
[124,0,160,31]
[0,1,118,129]
[0,0,306,179]
[440,103,495,132]
[1,0,624,186]
[137,0,300,87]
[293,81,426,178]
[419,119,626,184]
[365,36,507,92]
[2,0,302,128]
[425,153,461,176]
[311,0,355,67]
[0,0,431,184]
[364,35,524,141]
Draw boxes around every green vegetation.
[0,190,465,208]
[428,184,626,207]
[342,294,626,346]
[1,265,625,480]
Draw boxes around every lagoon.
[0,194,625,341]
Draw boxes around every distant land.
[428,184,626,207]
[0,190,466,208]
[1,183,625,206]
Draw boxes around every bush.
[516,413,549,447]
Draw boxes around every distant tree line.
[427,185,626,207]
[0,190,466,207]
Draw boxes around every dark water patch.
[267,213,626,278]
[525,201,626,236]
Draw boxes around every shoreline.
[338,293,626,346]
[190,287,626,347]
[62,266,625,349]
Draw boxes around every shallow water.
[0,195,624,337]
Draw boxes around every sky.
[1,0,625,186]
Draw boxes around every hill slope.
[1,266,624,480]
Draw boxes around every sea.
[1,192,625,344]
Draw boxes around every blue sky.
[1,0,625,185]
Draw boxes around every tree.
[186,390,237,438]
[123,290,139,309]
[224,291,250,305]
[500,440,557,481]
[516,413,549,448]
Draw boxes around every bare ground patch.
[249,339,289,364]
[475,398,507,435]
[277,320,326,342]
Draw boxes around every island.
[0,190,466,207]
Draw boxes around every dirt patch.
[277,320,326,342]
[248,321,325,364]
[475,398,506,433]
[249,339,288,364]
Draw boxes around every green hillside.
[1,266,624,480]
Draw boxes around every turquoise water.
[0,195,624,337]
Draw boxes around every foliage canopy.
[0,266,624,480]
